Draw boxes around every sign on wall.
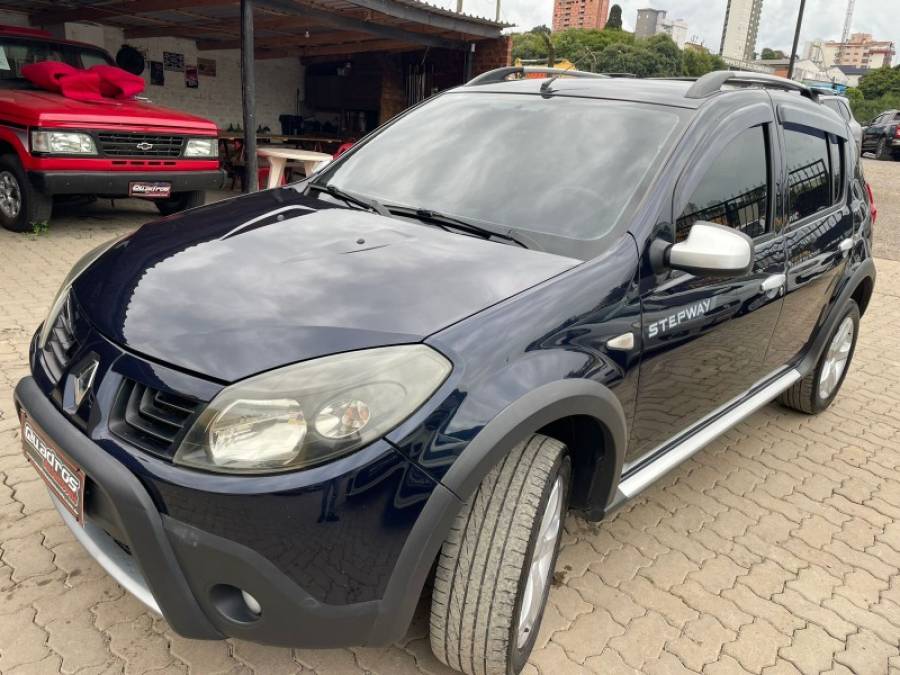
[163,51,184,72]
[150,61,164,85]
[185,66,198,88]
[197,58,217,77]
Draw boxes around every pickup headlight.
[39,236,124,349]
[31,130,97,155]
[173,345,452,474]
[183,137,218,158]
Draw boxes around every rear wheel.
[154,190,205,216]
[876,138,893,161]
[430,435,570,675]
[779,301,859,414]
[0,154,52,232]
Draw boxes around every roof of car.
[458,77,706,109]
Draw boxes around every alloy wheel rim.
[819,316,854,400]
[516,474,564,649]
[0,171,21,219]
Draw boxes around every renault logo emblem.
[73,360,98,408]
[136,142,154,151]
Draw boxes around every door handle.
[760,273,786,293]
[838,238,853,253]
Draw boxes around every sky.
[432,0,899,59]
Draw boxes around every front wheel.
[779,301,860,414]
[430,435,570,675]
[0,154,53,232]
[154,190,205,216]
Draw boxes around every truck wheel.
[0,155,52,233]
[154,190,205,216]
[430,435,570,675]
[779,301,860,415]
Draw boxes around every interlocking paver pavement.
[1,161,899,674]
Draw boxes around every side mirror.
[666,221,754,277]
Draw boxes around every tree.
[858,67,900,100]
[760,48,787,60]
[683,49,727,77]
[606,4,623,30]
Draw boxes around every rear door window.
[784,126,833,223]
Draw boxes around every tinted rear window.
[785,125,832,223]
[319,93,684,241]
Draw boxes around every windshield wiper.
[388,206,528,248]
[307,183,391,217]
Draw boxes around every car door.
[628,106,787,466]
[764,103,854,368]
[861,113,885,153]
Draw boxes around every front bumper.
[28,169,225,196]
[14,375,460,647]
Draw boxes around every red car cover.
[21,62,145,102]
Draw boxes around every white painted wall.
[0,9,29,27]
[0,10,305,132]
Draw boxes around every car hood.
[73,189,579,382]
[0,88,217,131]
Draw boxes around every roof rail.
[466,66,608,86]
[685,70,818,101]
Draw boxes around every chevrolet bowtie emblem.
[136,142,154,151]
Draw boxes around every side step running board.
[613,368,802,505]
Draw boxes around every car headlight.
[183,137,218,158]
[173,345,452,474]
[39,236,124,349]
[31,130,97,155]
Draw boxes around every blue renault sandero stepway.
[15,69,876,674]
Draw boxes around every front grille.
[42,294,79,382]
[110,379,201,457]
[97,133,185,158]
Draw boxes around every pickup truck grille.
[110,379,201,458]
[97,133,185,158]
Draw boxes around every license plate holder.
[20,413,85,524]
[129,181,172,199]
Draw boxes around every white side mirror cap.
[668,221,754,277]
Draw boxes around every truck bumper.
[13,374,459,647]
[27,170,226,196]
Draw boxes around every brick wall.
[378,55,407,125]
[102,31,305,132]
[471,37,513,76]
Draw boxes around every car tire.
[154,190,205,216]
[430,434,570,675]
[779,301,860,415]
[876,138,892,161]
[0,154,53,233]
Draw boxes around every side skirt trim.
[615,368,801,502]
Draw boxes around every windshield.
[318,92,685,242]
[0,36,113,84]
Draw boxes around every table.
[256,147,333,189]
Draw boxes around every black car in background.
[14,69,876,674]
[861,109,900,159]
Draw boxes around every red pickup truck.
[0,26,224,232]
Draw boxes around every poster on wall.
[150,61,164,85]
[185,66,198,89]
[163,51,184,72]
[197,58,216,77]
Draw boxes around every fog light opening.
[209,584,262,623]
[241,589,262,615]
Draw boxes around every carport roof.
[0,0,511,58]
